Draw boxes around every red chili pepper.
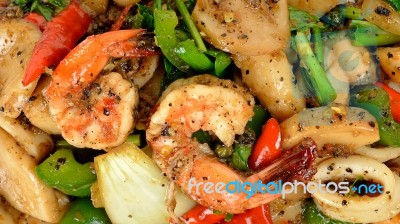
[22,0,91,86]
[248,118,282,171]
[221,204,273,224]
[111,4,133,31]
[24,12,47,31]
[178,205,225,224]
[375,82,400,123]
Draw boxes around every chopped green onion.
[126,134,141,146]
[294,31,336,105]
[174,0,207,52]
[341,6,363,20]
[350,20,400,46]
[175,39,214,72]
[312,27,324,65]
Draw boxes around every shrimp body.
[147,75,280,213]
[45,30,156,149]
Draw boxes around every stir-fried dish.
[1,0,400,223]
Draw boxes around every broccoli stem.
[350,20,400,46]
[174,0,207,52]
[294,31,336,105]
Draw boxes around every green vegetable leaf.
[48,0,65,8]
[34,3,53,21]
[231,144,252,171]
[14,0,67,21]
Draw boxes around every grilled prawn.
[146,75,283,214]
[45,30,158,149]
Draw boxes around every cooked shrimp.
[146,75,282,214]
[45,30,157,149]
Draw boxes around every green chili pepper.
[350,85,400,146]
[175,39,214,72]
[303,200,351,224]
[36,148,97,197]
[60,198,111,224]
[154,9,191,72]
[246,105,270,138]
[231,127,256,171]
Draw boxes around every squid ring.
[312,155,400,223]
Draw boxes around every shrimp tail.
[50,29,145,87]
[107,40,160,58]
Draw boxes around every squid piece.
[280,106,379,150]
[288,0,343,17]
[0,19,41,118]
[23,76,61,135]
[362,0,400,36]
[234,52,306,121]
[192,0,290,56]
[377,46,400,83]
[0,115,53,162]
[0,196,52,224]
[312,155,400,223]
[0,127,69,223]
[352,145,400,162]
